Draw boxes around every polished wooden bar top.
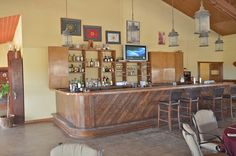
[56,82,230,95]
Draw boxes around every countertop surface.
[56,82,232,95]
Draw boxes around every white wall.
[0,0,234,120]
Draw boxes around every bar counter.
[53,83,230,138]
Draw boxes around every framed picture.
[105,31,121,44]
[126,20,140,44]
[83,25,102,42]
[158,32,166,45]
[61,18,81,36]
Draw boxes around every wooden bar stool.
[157,90,182,131]
[180,88,201,122]
[202,87,225,119]
[223,85,236,118]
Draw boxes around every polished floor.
[0,119,235,156]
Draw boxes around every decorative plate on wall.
[233,61,236,67]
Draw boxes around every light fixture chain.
[132,0,134,21]
[171,0,174,29]
[66,0,68,18]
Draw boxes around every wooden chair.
[158,90,182,131]
[202,87,225,119]
[180,88,201,122]
[223,85,236,118]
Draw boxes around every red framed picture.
[83,25,102,42]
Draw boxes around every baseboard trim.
[25,117,53,124]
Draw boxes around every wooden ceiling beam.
[208,0,236,21]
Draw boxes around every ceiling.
[162,0,236,36]
[0,15,20,44]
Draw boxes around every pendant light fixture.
[194,0,210,34]
[215,34,224,51]
[128,0,139,43]
[199,31,208,47]
[62,0,72,47]
[168,0,179,47]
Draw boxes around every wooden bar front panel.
[54,83,231,138]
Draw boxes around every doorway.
[198,62,223,82]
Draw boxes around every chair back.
[230,86,236,95]
[170,90,182,101]
[182,123,203,156]
[189,89,201,100]
[50,143,103,156]
[192,109,219,142]
[213,87,224,97]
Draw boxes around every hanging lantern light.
[194,0,210,34]
[62,27,72,47]
[215,34,224,51]
[199,31,208,47]
[168,0,179,47]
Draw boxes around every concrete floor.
[0,119,235,156]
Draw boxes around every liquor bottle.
[80,55,83,61]
[90,58,94,67]
[72,54,76,62]
[104,55,108,62]
[68,54,72,62]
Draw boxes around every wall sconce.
[215,35,224,51]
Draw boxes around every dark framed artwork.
[105,31,121,44]
[126,20,140,44]
[83,25,102,42]
[61,18,81,36]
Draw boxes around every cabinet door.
[48,46,69,89]
[175,52,183,81]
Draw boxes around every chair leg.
[230,98,233,119]
[220,99,224,120]
[168,105,172,131]
[196,98,199,112]
[178,104,181,129]
[157,104,160,128]
[189,100,192,121]
[212,99,216,111]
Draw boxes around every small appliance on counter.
[183,71,191,83]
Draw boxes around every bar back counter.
[53,83,231,138]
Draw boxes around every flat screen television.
[123,44,148,61]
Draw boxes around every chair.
[202,88,225,119]
[180,88,201,122]
[50,143,103,156]
[157,90,182,131]
[192,110,223,152]
[223,85,236,118]
[182,123,227,156]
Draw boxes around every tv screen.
[124,44,147,61]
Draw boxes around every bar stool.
[157,90,182,131]
[223,86,236,118]
[180,88,201,122]
[202,87,225,119]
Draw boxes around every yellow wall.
[223,34,236,79]
[0,43,8,67]
[0,0,234,120]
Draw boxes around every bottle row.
[68,54,84,62]
[69,77,113,92]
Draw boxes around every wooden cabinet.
[149,51,183,83]
[48,46,151,89]
[48,46,118,89]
